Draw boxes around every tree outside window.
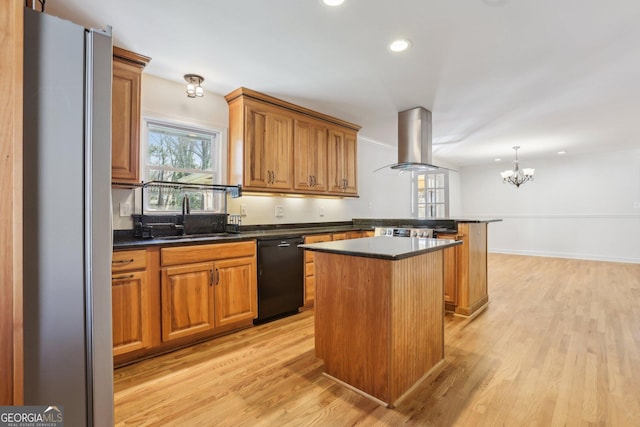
[145,121,222,212]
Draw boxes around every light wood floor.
[114,254,640,426]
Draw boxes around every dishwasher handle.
[277,242,291,247]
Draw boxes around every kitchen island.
[300,236,462,407]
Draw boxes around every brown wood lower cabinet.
[303,234,332,308]
[161,262,216,342]
[213,256,258,328]
[303,231,371,308]
[112,250,151,356]
[160,241,258,343]
[113,241,257,367]
[437,233,459,308]
[438,223,489,316]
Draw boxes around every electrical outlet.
[275,206,285,217]
[119,202,131,217]
[241,204,248,216]
[319,207,325,217]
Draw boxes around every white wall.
[112,75,412,229]
[460,149,640,263]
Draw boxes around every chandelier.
[184,74,204,98]
[500,146,534,188]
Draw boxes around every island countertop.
[299,236,462,260]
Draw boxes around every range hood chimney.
[374,106,442,173]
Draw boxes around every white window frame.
[411,170,450,219]
[142,117,224,213]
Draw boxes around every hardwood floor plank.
[114,254,640,426]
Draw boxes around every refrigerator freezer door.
[85,25,114,427]
[23,9,113,426]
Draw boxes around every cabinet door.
[161,263,215,342]
[267,111,294,189]
[438,234,458,305]
[112,271,151,356]
[327,128,345,193]
[327,128,358,195]
[213,256,257,328]
[294,119,328,192]
[244,104,269,188]
[342,130,358,194]
[111,59,141,182]
[244,103,293,189]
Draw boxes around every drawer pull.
[112,274,134,280]
[113,258,134,264]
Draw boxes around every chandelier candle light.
[500,146,535,188]
[184,74,204,98]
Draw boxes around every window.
[144,120,222,212]
[413,170,449,218]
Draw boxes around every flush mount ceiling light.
[322,0,344,6]
[500,146,535,188]
[388,38,412,52]
[184,74,204,98]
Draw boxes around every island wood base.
[314,250,444,407]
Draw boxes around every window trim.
[142,117,225,213]
[411,170,450,219]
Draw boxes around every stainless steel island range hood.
[374,106,443,173]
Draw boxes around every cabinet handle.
[309,175,313,186]
[210,269,214,286]
[312,175,317,187]
[112,274,134,280]
[215,268,220,285]
[112,259,134,264]
[342,178,347,190]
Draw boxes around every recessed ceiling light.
[388,39,412,52]
[557,150,567,155]
[494,158,502,162]
[322,0,344,6]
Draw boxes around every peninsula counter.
[299,236,462,407]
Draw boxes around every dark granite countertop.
[113,217,501,250]
[113,223,374,249]
[299,236,462,261]
[353,218,502,228]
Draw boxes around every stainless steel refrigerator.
[23,8,114,426]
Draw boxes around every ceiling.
[45,0,640,167]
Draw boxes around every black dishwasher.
[255,237,304,324]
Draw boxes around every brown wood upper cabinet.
[226,87,360,196]
[112,47,150,183]
[294,118,328,193]
[328,127,358,195]
[242,100,294,190]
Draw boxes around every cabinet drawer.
[161,241,256,266]
[112,249,147,273]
